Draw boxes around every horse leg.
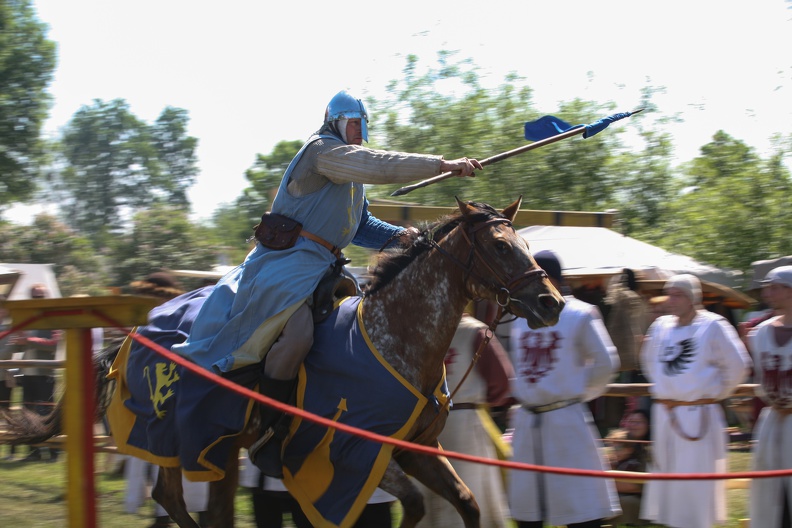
[377,458,426,528]
[205,445,242,528]
[396,450,481,528]
[152,466,199,528]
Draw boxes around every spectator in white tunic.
[414,305,515,528]
[748,265,792,528]
[640,273,751,528]
[508,250,621,528]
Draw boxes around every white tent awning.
[517,226,741,287]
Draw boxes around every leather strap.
[523,397,581,414]
[300,229,341,258]
[450,402,479,411]
[656,398,719,410]
[657,398,719,441]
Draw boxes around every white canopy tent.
[748,255,792,292]
[517,226,742,288]
[0,263,61,300]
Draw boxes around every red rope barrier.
[0,312,49,340]
[10,307,792,482]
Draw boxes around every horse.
[4,197,565,527]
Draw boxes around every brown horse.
[4,198,564,527]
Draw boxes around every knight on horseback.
[172,90,483,478]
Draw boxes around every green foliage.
[0,0,57,208]
[0,213,110,295]
[653,131,792,281]
[240,139,303,220]
[149,106,199,205]
[365,54,628,214]
[607,94,676,236]
[206,202,257,266]
[58,99,199,246]
[110,204,219,289]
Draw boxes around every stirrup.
[249,423,287,478]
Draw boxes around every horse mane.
[365,201,505,295]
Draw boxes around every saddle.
[312,259,360,323]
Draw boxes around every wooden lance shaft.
[390,126,585,197]
[391,108,644,197]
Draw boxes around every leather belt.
[523,398,581,414]
[656,398,720,441]
[656,398,719,410]
[300,229,341,258]
[450,402,479,411]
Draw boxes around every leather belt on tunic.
[655,398,720,410]
[300,229,341,259]
[523,398,581,414]
[450,402,480,411]
[656,398,720,441]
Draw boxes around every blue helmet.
[324,90,369,142]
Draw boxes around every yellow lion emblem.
[144,362,180,419]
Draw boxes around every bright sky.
[10,0,792,223]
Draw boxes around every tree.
[654,131,792,278]
[366,53,628,213]
[206,202,256,265]
[607,88,677,235]
[149,106,199,205]
[0,0,56,209]
[0,213,110,296]
[241,139,302,220]
[58,99,199,246]
[111,204,218,289]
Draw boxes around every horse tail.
[1,336,126,446]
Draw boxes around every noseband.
[428,216,548,314]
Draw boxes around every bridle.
[427,215,548,317]
[415,214,549,430]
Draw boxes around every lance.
[390,108,644,197]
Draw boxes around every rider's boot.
[248,376,297,479]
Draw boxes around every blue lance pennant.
[523,111,639,141]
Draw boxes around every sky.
[9,0,792,223]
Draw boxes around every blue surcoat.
[173,134,366,372]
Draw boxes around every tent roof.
[0,265,22,299]
[748,256,792,292]
[0,263,61,300]
[517,225,742,287]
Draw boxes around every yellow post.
[63,327,97,527]
[5,295,159,528]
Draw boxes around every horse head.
[452,196,565,329]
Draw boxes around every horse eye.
[495,240,509,253]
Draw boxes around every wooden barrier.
[4,295,159,528]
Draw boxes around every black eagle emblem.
[662,338,696,376]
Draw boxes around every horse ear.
[502,196,523,222]
[455,196,475,217]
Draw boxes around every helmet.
[324,90,369,142]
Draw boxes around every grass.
[0,448,256,528]
[0,445,752,527]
